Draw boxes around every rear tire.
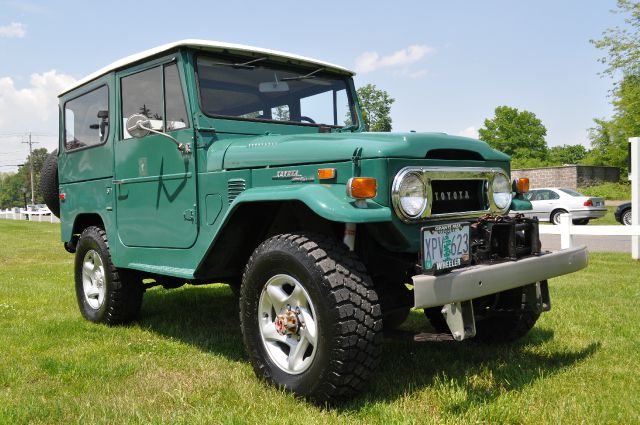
[74,226,144,325]
[622,209,632,226]
[240,233,382,403]
[40,149,60,218]
[573,218,589,225]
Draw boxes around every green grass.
[1,220,639,424]
[588,206,619,225]
[578,182,630,201]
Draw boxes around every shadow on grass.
[139,286,599,410]
[138,285,246,362]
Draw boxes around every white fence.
[540,137,639,260]
[0,209,60,223]
[539,214,640,256]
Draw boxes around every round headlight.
[398,172,427,218]
[492,174,513,210]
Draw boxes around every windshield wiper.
[282,67,324,81]
[210,57,267,69]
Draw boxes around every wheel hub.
[274,305,301,336]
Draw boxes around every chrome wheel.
[82,249,106,310]
[623,210,632,226]
[258,274,318,375]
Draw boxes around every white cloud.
[355,44,434,73]
[0,22,26,38]
[0,70,76,130]
[457,126,479,139]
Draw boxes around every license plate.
[422,222,470,272]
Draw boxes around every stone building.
[511,165,620,189]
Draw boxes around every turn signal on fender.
[347,177,377,199]
[317,168,336,180]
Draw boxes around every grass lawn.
[1,220,639,423]
[588,206,619,225]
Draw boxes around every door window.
[64,85,109,151]
[121,63,189,139]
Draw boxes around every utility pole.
[22,131,38,205]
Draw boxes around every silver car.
[516,187,606,225]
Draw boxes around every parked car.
[516,187,606,225]
[615,202,632,225]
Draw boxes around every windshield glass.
[559,188,584,197]
[196,56,356,128]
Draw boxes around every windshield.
[196,55,356,128]
[559,188,584,197]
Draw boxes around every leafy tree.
[356,84,395,131]
[588,1,640,175]
[0,148,49,208]
[478,106,548,161]
[591,0,640,77]
[548,144,588,165]
[0,172,25,209]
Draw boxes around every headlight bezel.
[392,170,428,220]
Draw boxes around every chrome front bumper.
[413,245,588,309]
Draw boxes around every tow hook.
[275,305,303,337]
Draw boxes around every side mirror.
[125,114,151,139]
[124,113,191,154]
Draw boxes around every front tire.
[74,226,144,325]
[424,284,541,343]
[240,233,382,403]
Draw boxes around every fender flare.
[229,184,392,223]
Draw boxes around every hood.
[222,132,510,169]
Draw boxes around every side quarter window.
[121,63,189,139]
[64,85,109,151]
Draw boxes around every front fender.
[231,184,392,223]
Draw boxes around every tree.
[478,106,548,161]
[547,144,588,165]
[0,148,49,208]
[591,0,640,77]
[356,84,395,131]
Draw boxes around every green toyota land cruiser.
[40,40,588,402]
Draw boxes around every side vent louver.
[227,179,246,203]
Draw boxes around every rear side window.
[64,85,109,151]
[121,63,189,139]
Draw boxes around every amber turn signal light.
[317,168,336,180]
[514,178,529,194]
[347,177,377,199]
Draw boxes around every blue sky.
[0,0,624,170]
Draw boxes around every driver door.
[114,61,197,249]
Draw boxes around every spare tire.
[40,149,60,218]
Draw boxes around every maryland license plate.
[422,222,470,272]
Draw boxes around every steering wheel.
[300,116,316,124]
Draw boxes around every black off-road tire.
[423,306,449,333]
[240,233,383,403]
[75,226,144,325]
[473,285,540,343]
[424,285,541,343]
[40,149,60,218]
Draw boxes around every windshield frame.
[194,53,359,129]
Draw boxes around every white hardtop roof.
[59,39,355,96]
